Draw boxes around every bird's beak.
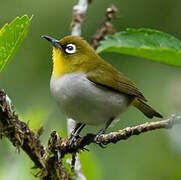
[42,35,62,49]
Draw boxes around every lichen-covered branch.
[0,89,45,168]
[82,115,181,145]
[49,115,181,156]
[0,89,72,180]
[91,4,118,49]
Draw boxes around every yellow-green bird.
[43,35,163,146]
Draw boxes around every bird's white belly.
[50,73,130,125]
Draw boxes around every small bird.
[42,35,163,146]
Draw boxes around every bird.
[42,35,163,146]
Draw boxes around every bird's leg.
[69,123,85,147]
[94,117,114,148]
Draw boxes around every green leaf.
[97,28,181,66]
[0,15,31,72]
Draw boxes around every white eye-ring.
[65,44,76,54]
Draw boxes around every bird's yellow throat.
[52,47,66,78]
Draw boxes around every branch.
[79,115,181,146]
[49,115,181,156]
[91,4,118,49]
[0,89,72,180]
[0,89,45,168]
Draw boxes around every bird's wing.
[87,60,147,101]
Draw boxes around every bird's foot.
[94,133,106,148]
[69,135,89,151]
[69,134,79,148]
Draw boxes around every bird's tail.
[132,98,163,119]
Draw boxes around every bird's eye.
[65,44,76,54]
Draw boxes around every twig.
[71,0,89,36]
[51,115,181,156]
[91,4,118,49]
[80,115,181,146]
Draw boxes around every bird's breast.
[50,72,130,125]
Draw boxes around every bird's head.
[42,35,99,78]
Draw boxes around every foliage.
[0,15,31,72]
[97,28,181,66]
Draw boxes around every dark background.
[0,0,181,179]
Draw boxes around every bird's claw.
[69,134,79,148]
[69,135,90,151]
[94,135,106,148]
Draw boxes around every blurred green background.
[0,0,181,179]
